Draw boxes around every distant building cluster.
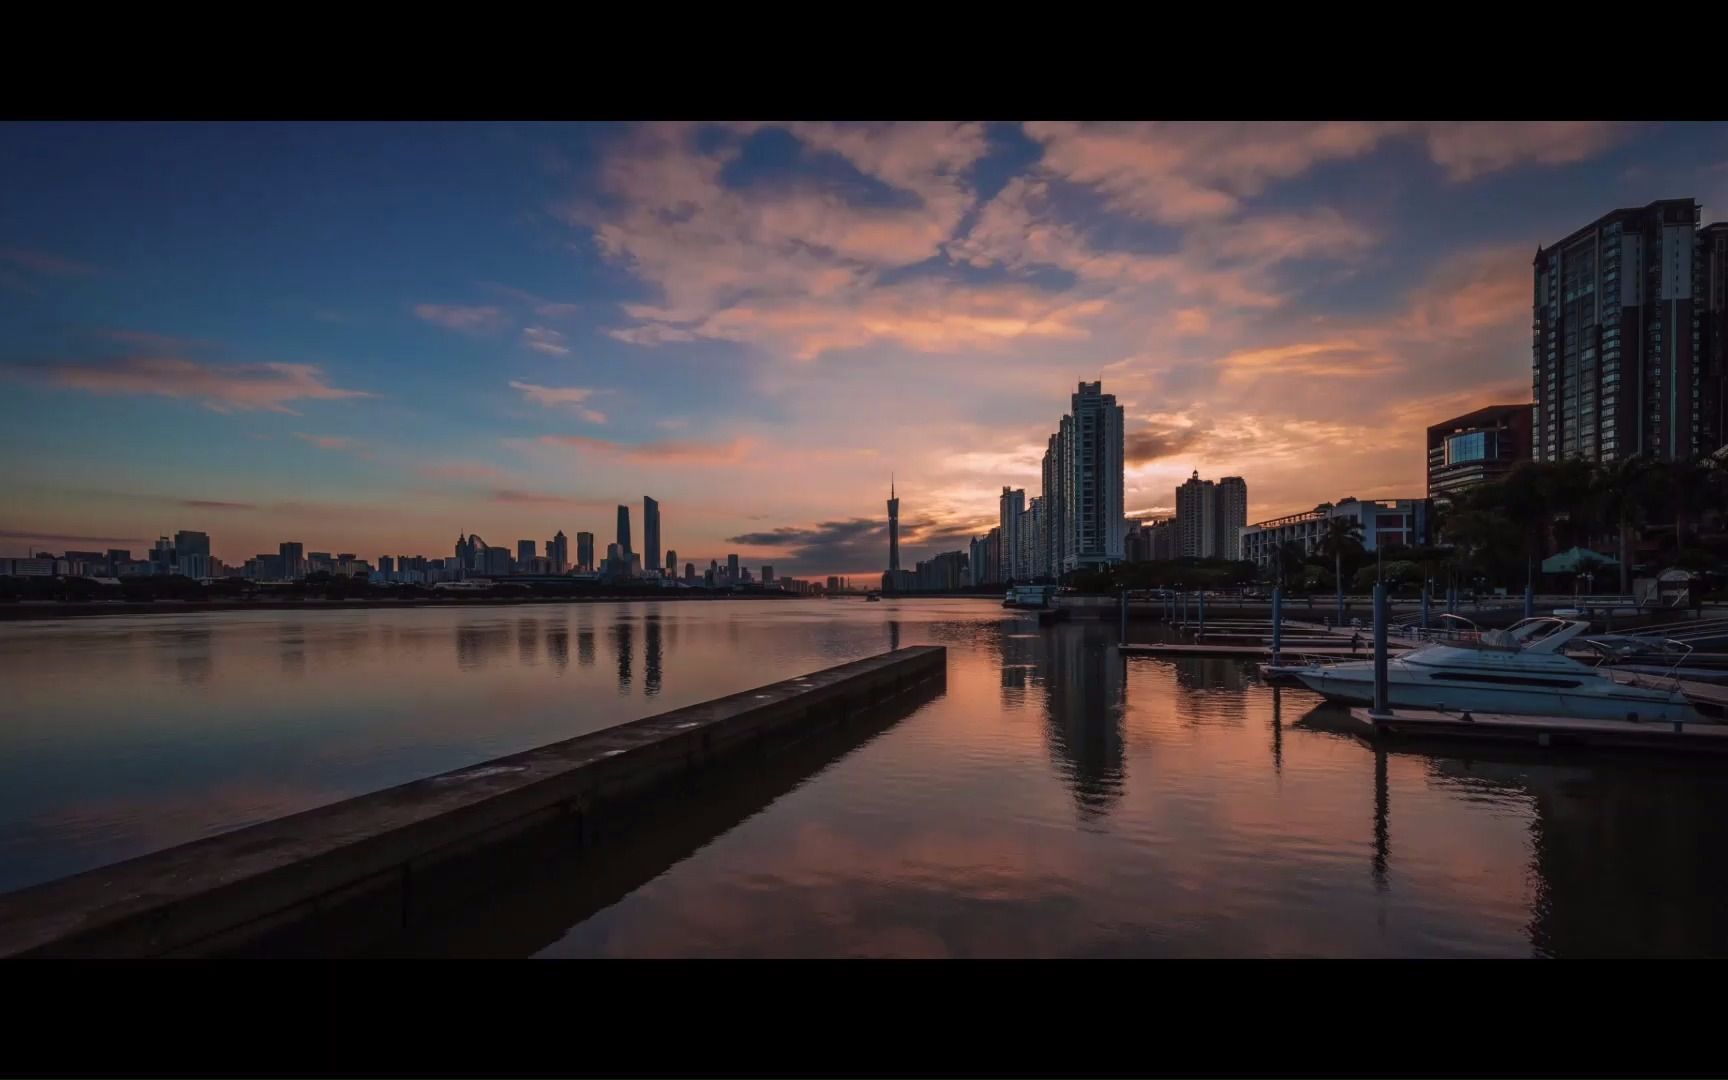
[4,495,824,595]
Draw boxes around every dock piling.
[1372,583,1389,716]
[1270,588,1283,664]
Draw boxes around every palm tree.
[1595,454,1651,593]
[1317,516,1365,620]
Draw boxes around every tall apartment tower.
[643,496,660,574]
[1214,476,1247,561]
[548,530,569,574]
[887,477,900,572]
[1534,198,1707,463]
[1176,472,1214,558]
[616,505,632,556]
[999,486,1025,581]
[575,531,594,573]
[1065,382,1124,571]
[1700,222,1728,454]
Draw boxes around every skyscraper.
[999,486,1024,582]
[516,540,535,567]
[727,553,739,582]
[643,496,660,574]
[1065,381,1124,571]
[1214,476,1247,561]
[762,566,774,584]
[1533,198,1709,463]
[616,505,632,556]
[1176,471,1215,558]
[886,476,900,572]
[279,541,305,579]
[1701,222,1728,453]
[548,530,569,574]
[174,530,210,558]
[1042,430,1066,582]
[665,549,677,575]
[576,531,594,573]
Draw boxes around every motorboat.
[1290,616,1699,723]
[1003,585,1056,610]
[865,590,882,602]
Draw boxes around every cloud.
[509,380,606,423]
[1125,420,1208,464]
[574,121,1003,357]
[0,529,145,545]
[419,462,510,483]
[724,508,991,576]
[179,499,259,511]
[521,326,571,355]
[7,356,371,414]
[0,247,96,276]
[488,489,617,509]
[537,433,753,465]
[1025,121,1628,223]
[412,304,507,333]
[294,432,363,452]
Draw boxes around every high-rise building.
[1214,477,1247,561]
[1699,222,1728,453]
[548,530,569,574]
[685,562,696,582]
[174,530,210,559]
[1533,198,1713,463]
[516,540,535,568]
[664,549,676,575]
[279,541,305,579]
[727,553,739,583]
[1063,381,1124,572]
[1427,404,1533,504]
[1042,429,1067,580]
[378,555,395,578]
[616,505,632,556]
[999,486,1025,582]
[1176,471,1214,558]
[576,531,594,572]
[886,477,900,572]
[643,496,660,574]
[762,566,774,584]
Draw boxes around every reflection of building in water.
[546,619,570,673]
[1173,658,1252,694]
[278,622,306,679]
[887,619,900,653]
[159,625,216,685]
[1424,755,1728,957]
[576,628,595,668]
[1041,624,1126,820]
[612,622,633,693]
[517,617,539,667]
[455,621,511,671]
[644,617,663,697]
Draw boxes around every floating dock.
[0,646,946,958]
[1121,642,1413,660]
[1345,706,1728,755]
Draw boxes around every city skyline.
[6,122,1728,577]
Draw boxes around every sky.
[4,120,1728,578]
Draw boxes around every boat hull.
[1293,666,1695,724]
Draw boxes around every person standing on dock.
[1351,629,1363,655]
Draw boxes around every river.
[2,597,1724,956]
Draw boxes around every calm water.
[4,598,1727,957]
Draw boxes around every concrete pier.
[0,646,946,958]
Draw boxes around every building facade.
[1214,476,1247,561]
[1064,382,1124,572]
[616,505,632,558]
[1239,498,1429,569]
[1427,404,1533,503]
[999,486,1024,582]
[643,496,660,575]
[548,530,569,574]
[575,531,594,573]
[1534,198,1715,463]
[1176,472,1214,558]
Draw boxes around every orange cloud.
[15,356,371,414]
[509,380,606,423]
[537,433,754,465]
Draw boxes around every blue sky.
[4,121,1727,576]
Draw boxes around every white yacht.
[1290,616,1698,723]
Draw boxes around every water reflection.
[1042,626,1125,822]
[577,627,595,668]
[1270,687,1283,774]
[1372,746,1390,892]
[612,621,632,693]
[516,617,539,668]
[547,619,569,673]
[278,621,305,679]
[644,618,663,698]
[456,621,509,671]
